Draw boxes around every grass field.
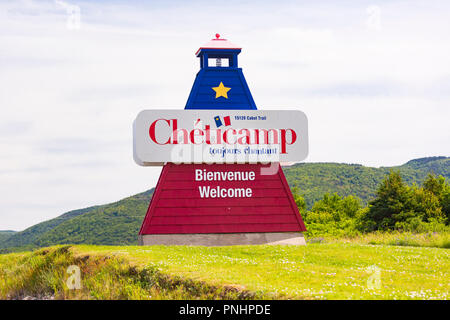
[1,242,448,300]
[314,231,450,248]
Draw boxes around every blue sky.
[0,0,449,230]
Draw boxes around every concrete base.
[138,232,306,246]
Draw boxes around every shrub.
[303,193,363,237]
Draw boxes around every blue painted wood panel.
[185,68,257,110]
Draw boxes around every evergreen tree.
[366,171,412,230]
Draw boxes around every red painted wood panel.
[156,197,291,208]
[139,163,307,235]
[159,188,287,198]
[162,180,283,189]
[152,206,293,216]
[164,171,280,181]
[151,214,298,225]
[146,223,302,234]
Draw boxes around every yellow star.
[212,82,231,99]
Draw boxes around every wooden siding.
[139,163,307,235]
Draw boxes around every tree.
[365,171,449,231]
[408,185,444,223]
[423,174,450,224]
[365,171,412,231]
[311,193,361,221]
[423,174,446,196]
[303,193,363,237]
[443,190,450,224]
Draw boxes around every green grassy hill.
[0,231,16,243]
[0,207,101,250]
[0,157,448,251]
[284,156,449,207]
[0,189,153,251]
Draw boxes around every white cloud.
[0,0,449,230]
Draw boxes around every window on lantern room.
[208,58,229,67]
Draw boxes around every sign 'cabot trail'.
[134,34,309,245]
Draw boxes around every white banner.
[133,109,308,166]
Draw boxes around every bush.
[395,218,449,233]
[303,193,363,237]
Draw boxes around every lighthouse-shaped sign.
[134,34,308,245]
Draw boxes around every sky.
[0,0,449,230]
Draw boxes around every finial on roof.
[195,35,241,56]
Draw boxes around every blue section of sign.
[185,48,257,110]
[214,116,223,127]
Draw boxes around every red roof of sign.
[195,33,241,56]
[139,163,306,235]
